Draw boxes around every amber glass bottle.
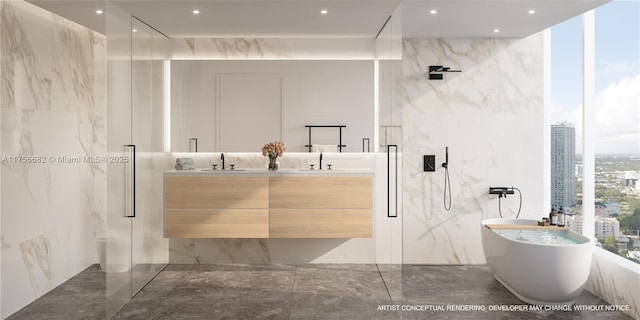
[557,206,566,227]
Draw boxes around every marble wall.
[171,38,375,60]
[401,35,545,264]
[165,35,402,264]
[0,1,105,318]
[587,248,640,319]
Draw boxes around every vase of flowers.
[262,141,286,170]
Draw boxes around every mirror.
[170,60,375,153]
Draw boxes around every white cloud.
[594,73,640,153]
[600,60,639,78]
[550,73,640,154]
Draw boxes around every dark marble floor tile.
[376,264,404,303]
[293,264,389,299]
[290,264,397,320]
[290,293,399,320]
[393,264,633,320]
[165,263,296,272]
[7,263,634,320]
[114,264,295,320]
[7,265,106,320]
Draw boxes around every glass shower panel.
[105,2,134,318]
[106,12,169,318]
[150,20,171,275]
[375,5,403,319]
[130,16,170,296]
[130,17,156,296]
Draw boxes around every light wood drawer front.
[270,176,372,209]
[165,176,268,209]
[269,209,372,238]
[165,209,268,238]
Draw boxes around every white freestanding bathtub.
[481,218,593,305]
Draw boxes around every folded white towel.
[175,158,194,165]
[175,164,194,170]
[175,158,195,170]
[312,145,338,152]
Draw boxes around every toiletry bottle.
[557,206,565,227]
[550,206,557,226]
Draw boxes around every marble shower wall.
[0,1,105,318]
[171,38,375,60]
[401,36,545,264]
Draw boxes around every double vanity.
[164,168,373,239]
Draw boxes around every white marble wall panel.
[587,248,640,320]
[1,1,105,318]
[171,38,375,60]
[401,35,545,264]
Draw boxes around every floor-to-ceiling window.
[550,15,583,218]
[593,0,640,264]
[551,0,640,265]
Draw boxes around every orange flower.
[261,141,286,157]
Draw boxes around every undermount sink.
[200,168,246,172]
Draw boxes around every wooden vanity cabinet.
[163,175,373,239]
[269,176,373,238]
[164,176,269,238]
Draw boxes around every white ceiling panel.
[27,0,611,38]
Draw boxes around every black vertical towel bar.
[362,138,370,153]
[189,138,198,152]
[387,145,398,218]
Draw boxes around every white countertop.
[165,168,374,176]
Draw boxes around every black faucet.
[220,153,225,170]
[319,153,323,170]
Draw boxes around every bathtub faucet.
[489,187,514,198]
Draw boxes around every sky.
[550,0,640,154]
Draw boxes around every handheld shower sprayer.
[442,147,451,211]
[442,147,449,168]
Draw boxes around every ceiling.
[28,0,611,38]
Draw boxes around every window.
[550,15,583,217]
[594,0,640,264]
[551,1,640,265]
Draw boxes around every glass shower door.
[130,16,169,295]
[105,3,134,318]
[106,10,169,318]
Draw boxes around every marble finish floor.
[7,264,632,320]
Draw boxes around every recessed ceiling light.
[493,29,500,33]
[193,10,200,14]
[430,10,437,14]
[528,10,536,14]
[96,10,103,15]
[320,9,328,15]
[132,29,138,33]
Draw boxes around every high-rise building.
[551,121,576,210]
